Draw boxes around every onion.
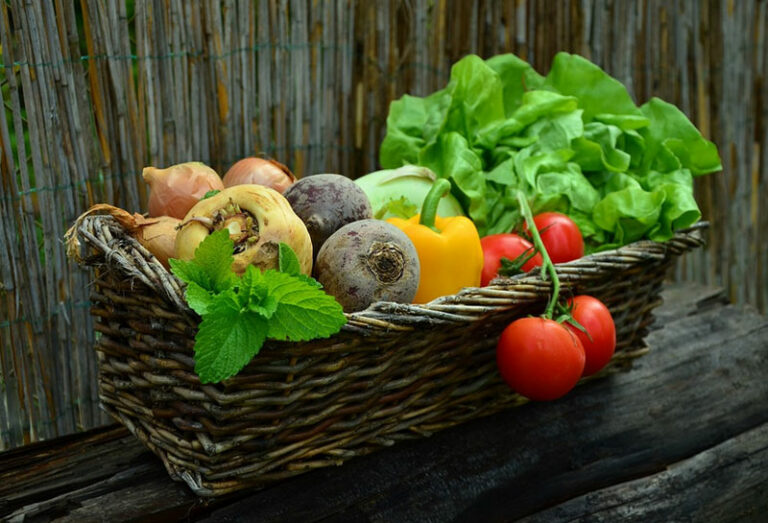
[222,157,296,193]
[67,204,180,269]
[143,161,224,219]
[133,216,180,268]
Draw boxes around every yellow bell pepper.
[387,179,483,303]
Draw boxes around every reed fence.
[0,0,765,450]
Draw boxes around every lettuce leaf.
[378,52,721,245]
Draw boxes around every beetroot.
[314,219,420,312]
[283,174,372,260]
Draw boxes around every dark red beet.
[283,174,372,260]
[314,219,420,312]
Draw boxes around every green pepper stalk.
[516,191,560,319]
[419,178,452,233]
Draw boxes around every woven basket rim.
[65,213,708,334]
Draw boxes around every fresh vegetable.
[134,216,181,269]
[143,161,224,219]
[222,157,296,193]
[175,184,312,276]
[387,179,483,303]
[379,52,721,249]
[524,212,583,264]
[495,192,587,401]
[480,233,542,286]
[354,164,465,219]
[170,230,346,383]
[566,295,616,376]
[283,174,373,261]
[66,204,180,269]
[496,317,585,401]
[314,219,421,312]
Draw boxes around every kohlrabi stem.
[419,178,451,232]
[516,191,560,319]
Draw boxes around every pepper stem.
[515,191,560,319]
[419,178,451,232]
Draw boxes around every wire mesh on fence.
[1,0,766,450]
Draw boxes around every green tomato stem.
[515,191,560,319]
[419,178,451,232]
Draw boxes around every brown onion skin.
[135,216,180,269]
[66,204,179,269]
[143,161,224,219]
[222,157,296,193]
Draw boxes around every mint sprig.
[170,232,346,383]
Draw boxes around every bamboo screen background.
[0,0,765,449]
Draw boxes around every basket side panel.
[89,251,675,496]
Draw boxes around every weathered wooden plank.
[520,421,768,522]
[0,426,136,512]
[2,284,766,522]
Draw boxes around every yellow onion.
[143,161,224,219]
[176,184,312,275]
[66,204,179,269]
[132,216,180,268]
[222,157,296,193]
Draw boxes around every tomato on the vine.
[496,317,585,401]
[565,295,617,376]
[480,233,543,286]
[524,212,583,264]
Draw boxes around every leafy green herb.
[170,232,346,383]
[379,52,721,250]
[201,189,221,200]
[169,230,238,293]
[278,242,322,289]
[278,242,302,275]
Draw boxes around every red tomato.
[525,212,584,264]
[566,295,617,376]
[480,233,543,286]
[496,317,585,401]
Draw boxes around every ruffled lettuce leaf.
[378,51,721,246]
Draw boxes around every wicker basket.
[66,214,707,497]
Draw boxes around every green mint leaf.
[249,295,279,318]
[277,243,322,288]
[278,242,302,275]
[239,266,279,319]
[184,281,216,315]
[193,290,268,383]
[201,189,221,200]
[258,270,346,341]
[169,229,238,293]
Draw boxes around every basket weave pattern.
[69,215,706,496]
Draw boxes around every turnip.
[314,219,420,312]
[283,174,372,260]
[175,185,313,275]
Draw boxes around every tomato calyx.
[554,301,594,343]
[497,248,541,277]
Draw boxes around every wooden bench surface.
[2,282,767,522]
